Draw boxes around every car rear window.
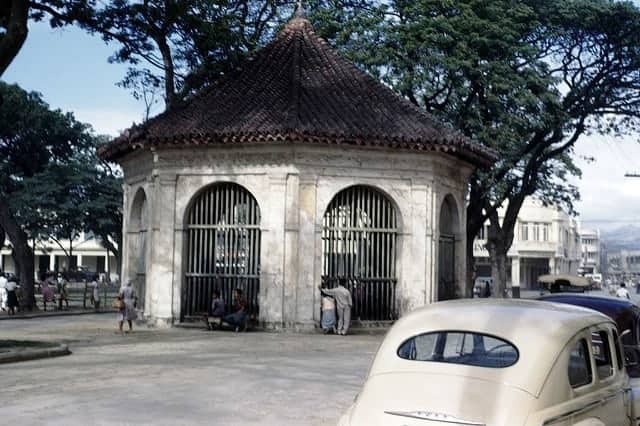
[397,331,519,368]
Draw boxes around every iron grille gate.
[183,183,261,320]
[322,186,398,321]
[438,234,456,301]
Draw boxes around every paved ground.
[0,316,382,426]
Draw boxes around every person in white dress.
[117,280,138,333]
[0,273,7,312]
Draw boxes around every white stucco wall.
[118,144,473,328]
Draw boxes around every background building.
[606,251,640,283]
[473,198,581,291]
[1,234,118,280]
[578,228,602,277]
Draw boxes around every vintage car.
[339,299,640,426]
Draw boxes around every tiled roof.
[98,15,496,167]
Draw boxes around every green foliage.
[310,0,640,226]
[74,0,293,108]
[0,82,122,256]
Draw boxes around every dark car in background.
[539,293,640,377]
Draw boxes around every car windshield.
[397,331,519,368]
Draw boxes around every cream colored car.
[339,299,640,426]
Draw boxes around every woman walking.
[118,280,138,333]
[6,276,19,315]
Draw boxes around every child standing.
[321,295,336,334]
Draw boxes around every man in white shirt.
[616,283,631,300]
[0,272,7,311]
[319,280,353,335]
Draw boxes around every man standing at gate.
[320,280,352,335]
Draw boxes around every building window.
[533,223,541,241]
[520,223,529,241]
[543,224,550,242]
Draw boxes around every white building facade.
[578,228,602,276]
[473,198,581,291]
[1,234,118,280]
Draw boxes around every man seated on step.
[204,289,225,330]
[223,288,248,332]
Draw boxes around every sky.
[3,19,640,233]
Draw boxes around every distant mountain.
[602,225,640,252]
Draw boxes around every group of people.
[203,288,248,332]
[0,272,19,315]
[39,274,70,311]
[320,281,353,335]
[202,284,354,334]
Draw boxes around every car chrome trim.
[543,389,625,425]
[384,410,485,425]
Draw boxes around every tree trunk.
[485,210,510,299]
[68,236,73,274]
[488,242,509,298]
[0,202,35,309]
[155,35,176,110]
[0,0,29,78]
[465,236,476,298]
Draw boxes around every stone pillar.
[296,176,317,327]
[259,175,287,328]
[283,173,300,327]
[49,254,55,271]
[427,181,438,304]
[400,183,428,314]
[77,254,83,267]
[147,173,177,326]
[548,257,556,275]
[511,256,521,298]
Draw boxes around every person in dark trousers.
[204,289,225,330]
[224,289,248,332]
[319,280,352,335]
[482,281,491,298]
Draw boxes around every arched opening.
[322,185,398,321]
[438,194,460,301]
[129,188,148,310]
[182,182,261,320]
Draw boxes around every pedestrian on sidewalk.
[91,278,101,311]
[118,280,138,333]
[616,283,631,300]
[319,280,352,335]
[0,272,7,312]
[6,276,19,315]
[57,274,69,310]
[41,278,55,311]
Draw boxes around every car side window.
[591,331,614,379]
[612,329,624,371]
[569,339,593,388]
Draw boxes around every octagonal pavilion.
[99,13,495,328]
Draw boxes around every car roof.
[369,299,613,397]
[539,293,636,308]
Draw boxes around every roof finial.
[295,0,306,18]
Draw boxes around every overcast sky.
[3,20,640,233]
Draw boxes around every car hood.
[343,372,535,426]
